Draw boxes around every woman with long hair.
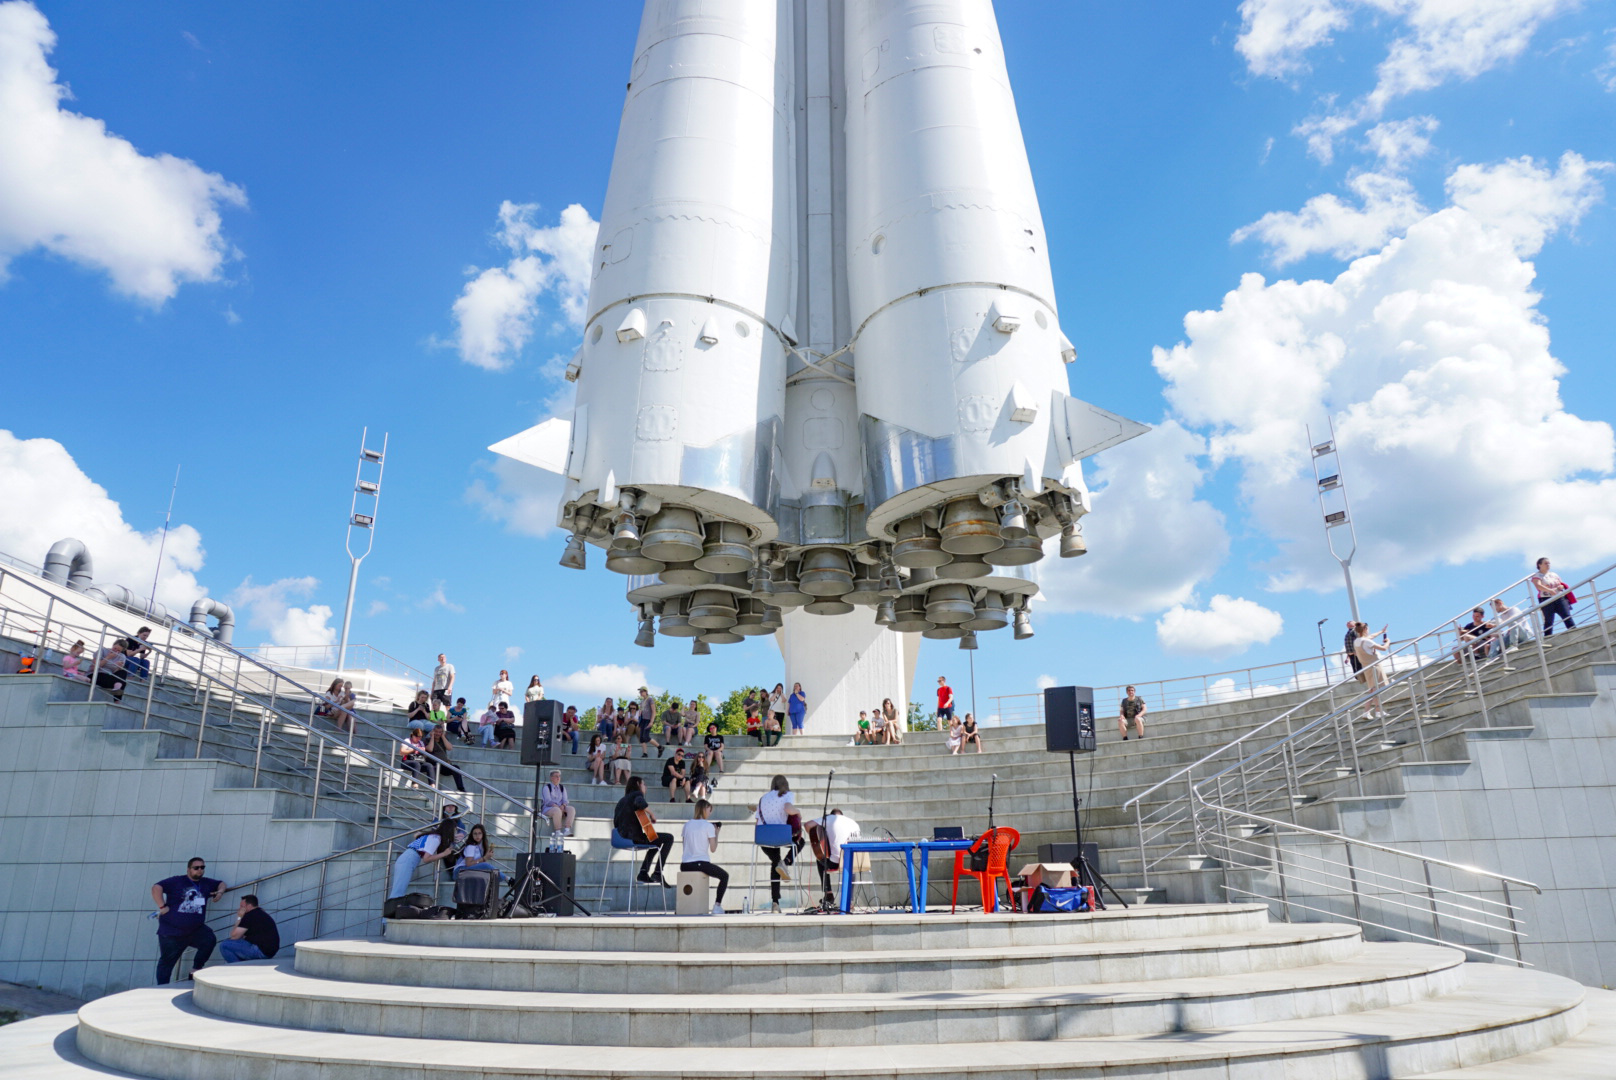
[314,678,344,722]
[388,817,457,899]
[424,723,467,793]
[788,682,807,734]
[610,731,634,784]
[586,734,608,785]
[406,690,432,734]
[882,698,902,745]
[456,822,493,872]
[492,669,514,707]
[598,697,617,741]
[525,675,545,703]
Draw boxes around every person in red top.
[936,676,955,724]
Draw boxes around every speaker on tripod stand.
[1043,686,1126,908]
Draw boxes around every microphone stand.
[988,774,997,831]
[812,769,837,913]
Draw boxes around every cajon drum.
[676,870,711,915]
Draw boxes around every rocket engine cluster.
[492,0,1145,654]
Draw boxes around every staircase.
[7,904,1615,1078]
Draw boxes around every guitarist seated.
[802,809,861,907]
[612,777,674,885]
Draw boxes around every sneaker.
[658,746,666,757]
[769,902,782,913]
[774,864,791,882]
[712,903,725,916]
[636,872,654,884]
[653,873,674,888]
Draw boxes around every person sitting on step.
[613,776,673,885]
[662,747,691,803]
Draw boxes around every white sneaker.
[712,903,725,916]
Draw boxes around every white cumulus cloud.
[1156,596,1285,657]
[0,429,205,610]
[0,1,246,303]
[1238,0,1578,161]
[1156,151,1616,595]
[1364,115,1438,171]
[229,576,335,648]
[450,201,598,371]
[1233,170,1426,266]
[548,663,661,703]
[1035,674,1057,691]
[1034,420,1229,617]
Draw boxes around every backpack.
[383,892,437,919]
[453,867,499,919]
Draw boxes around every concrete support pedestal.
[777,609,919,736]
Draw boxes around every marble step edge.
[192,943,1466,1046]
[71,965,1587,1079]
[381,904,1272,952]
[291,925,1365,994]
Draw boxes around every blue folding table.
[915,836,977,913]
[837,839,918,913]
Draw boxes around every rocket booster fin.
[1054,393,1151,464]
[489,417,573,476]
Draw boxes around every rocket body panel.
[499,0,1144,663]
[844,0,1076,535]
[569,0,795,534]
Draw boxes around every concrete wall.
[0,677,363,1000]
[1332,664,1616,987]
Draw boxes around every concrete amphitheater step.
[292,921,1364,994]
[378,904,1271,951]
[70,964,1585,1080]
[191,942,1466,1046]
[1411,984,1616,1078]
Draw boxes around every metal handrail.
[0,567,538,840]
[1192,792,1539,964]
[1123,569,1545,812]
[1190,796,1540,890]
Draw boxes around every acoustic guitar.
[635,807,659,843]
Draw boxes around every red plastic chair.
[951,827,1021,913]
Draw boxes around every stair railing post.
[1135,803,1148,888]
[1423,860,1441,944]
[140,642,159,731]
[195,681,212,758]
[311,736,325,819]
[225,654,243,727]
[1591,581,1613,662]
[195,637,207,704]
[1460,638,1492,728]
[1412,641,1430,762]
[372,775,384,843]
[35,594,55,668]
[1344,841,1362,927]
[253,714,266,786]
[86,624,106,704]
[312,859,328,938]
[1272,832,1291,922]
[1503,881,1522,964]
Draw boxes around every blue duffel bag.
[1030,884,1093,912]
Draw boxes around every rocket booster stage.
[494,0,1145,653]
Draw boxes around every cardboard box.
[1021,862,1073,891]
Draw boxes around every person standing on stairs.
[431,653,456,708]
[1118,686,1146,740]
[491,669,513,708]
[788,682,807,734]
[936,677,955,728]
[636,686,663,757]
[1353,622,1390,719]
[1532,557,1576,637]
[525,675,545,704]
[151,857,225,984]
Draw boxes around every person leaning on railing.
[1531,557,1577,637]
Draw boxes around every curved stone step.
[73,965,1586,1079]
[192,942,1466,1046]
[379,904,1270,953]
[293,922,1364,994]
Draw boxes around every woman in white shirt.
[492,670,514,707]
[525,676,546,703]
[1353,622,1389,719]
[751,775,801,912]
[679,799,727,914]
[1531,557,1576,636]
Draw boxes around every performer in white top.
[802,809,861,907]
[679,798,727,915]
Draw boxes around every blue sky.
[3,1,1615,717]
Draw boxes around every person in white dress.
[491,670,514,707]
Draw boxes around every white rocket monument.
[492,0,1146,733]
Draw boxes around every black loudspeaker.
[521,700,561,766]
[1038,841,1101,885]
[515,851,577,916]
[1043,686,1096,753]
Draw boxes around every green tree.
[907,700,937,732]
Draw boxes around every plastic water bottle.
[742,893,752,914]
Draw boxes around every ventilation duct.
[42,539,94,592]
[189,598,236,644]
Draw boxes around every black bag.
[453,868,499,919]
[968,829,996,873]
[383,892,436,918]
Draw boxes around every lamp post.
[1316,617,1330,685]
[1307,418,1361,625]
[337,429,387,673]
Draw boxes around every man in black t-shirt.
[703,723,726,779]
[151,856,225,984]
[661,748,690,803]
[613,777,674,884]
[220,895,280,963]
